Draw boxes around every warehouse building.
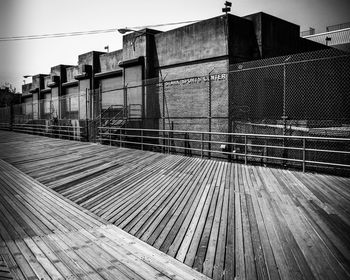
[20,12,327,139]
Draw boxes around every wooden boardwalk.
[0,131,350,280]
[0,138,210,279]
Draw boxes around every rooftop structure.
[302,22,350,53]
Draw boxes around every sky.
[0,0,349,92]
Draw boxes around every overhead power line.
[0,28,118,41]
[129,19,200,30]
[0,19,200,42]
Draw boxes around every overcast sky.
[0,0,349,92]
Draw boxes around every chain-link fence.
[0,106,11,129]
[228,49,350,169]
[229,49,350,131]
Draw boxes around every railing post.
[69,97,71,120]
[201,133,204,159]
[302,138,306,172]
[162,79,166,153]
[141,129,144,150]
[85,88,89,142]
[109,127,111,146]
[244,135,247,165]
[162,133,165,153]
[9,105,14,131]
[168,132,171,154]
[119,128,122,147]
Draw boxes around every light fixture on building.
[118,28,139,34]
[222,1,232,14]
[117,28,149,51]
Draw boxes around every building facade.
[302,22,350,53]
[20,12,327,138]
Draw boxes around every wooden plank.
[159,161,222,255]
[238,164,257,280]
[112,157,192,227]
[202,162,228,278]
[55,231,136,280]
[175,182,211,262]
[149,160,217,249]
[192,162,223,273]
[167,164,218,259]
[1,241,38,280]
[244,166,280,280]
[274,169,350,275]
[223,163,235,280]
[140,160,216,245]
[234,163,245,280]
[0,248,26,280]
[94,225,211,280]
[0,254,14,280]
[32,236,79,280]
[15,239,53,280]
[129,158,205,237]
[74,229,145,280]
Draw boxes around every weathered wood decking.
[0,137,210,279]
[0,130,349,280]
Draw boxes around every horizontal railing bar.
[104,127,350,142]
[100,131,350,155]
[112,137,350,168]
[4,124,350,170]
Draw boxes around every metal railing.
[0,122,11,130]
[3,123,349,174]
[12,123,85,141]
[326,22,350,32]
[98,127,350,174]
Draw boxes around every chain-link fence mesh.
[229,49,350,130]
[0,106,11,128]
[229,49,350,169]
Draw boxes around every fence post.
[244,135,247,165]
[124,84,128,115]
[282,58,290,166]
[78,93,80,120]
[99,83,102,119]
[208,73,212,159]
[302,138,306,172]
